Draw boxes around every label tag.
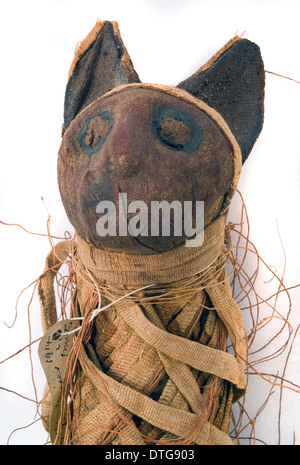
[38,319,76,444]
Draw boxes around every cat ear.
[177,37,265,163]
[64,21,140,130]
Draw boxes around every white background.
[0,0,300,445]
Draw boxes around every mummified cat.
[39,21,265,445]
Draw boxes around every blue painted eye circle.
[78,110,114,156]
[152,105,203,153]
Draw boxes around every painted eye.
[152,105,203,153]
[78,110,114,156]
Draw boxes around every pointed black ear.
[177,37,265,163]
[64,21,140,130]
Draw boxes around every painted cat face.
[58,21,264,253]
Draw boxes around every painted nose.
[103,115,145,181]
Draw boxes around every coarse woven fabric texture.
[38,215,247,445]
